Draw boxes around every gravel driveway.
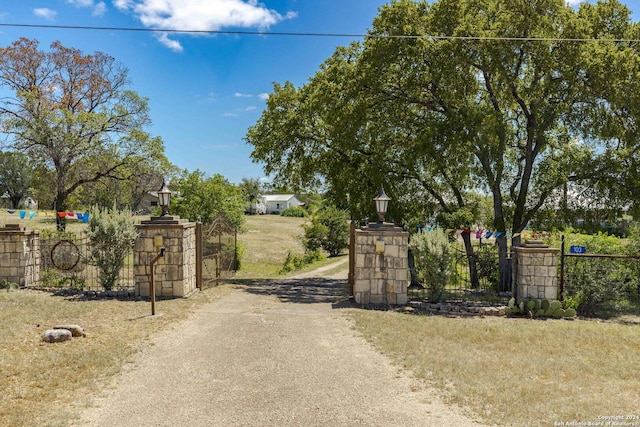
[74,265,487,427]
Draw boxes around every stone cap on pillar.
[362,222,406,233]
[140,216,189,225]
[0,223,27,232]
[515,239,559,253]
[523,239,548,248]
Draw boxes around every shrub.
[281,206,308,217]
[547,231,639,314]
[408,229,454,302]
[302,221,328,253]
[279,250,324,274]
[233,242,244,271]
[302,206,349,257]
[86,205,138,290]
[475,244,499,289]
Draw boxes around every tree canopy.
[246,0,640,283]
[0,38,167,226]
[169,170,245,228]
[0,150,34,209]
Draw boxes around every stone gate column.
[514,240,560,302]
[0,224,40,287]
[353,223,409,305]
[134,216,196,298]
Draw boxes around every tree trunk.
[496,234,510,293]
[462,231,479,288]
[54,194,67,232]
[10,197,21,209]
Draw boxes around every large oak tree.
[247,0,640,286]
[0,38,166,228]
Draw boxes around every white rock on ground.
[42,329,72,343]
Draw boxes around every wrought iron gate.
[197,214,238,288]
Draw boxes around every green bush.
[475,244,499,289]
[408,229,454,302]
[302,206,349,257]
[233,242,244,271]
[279,250,324,274]
[546,231,639,314]
[302,221,328,253]
[281,206,308,217]
[86,205,138,290]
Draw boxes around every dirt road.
[74,263,487,426]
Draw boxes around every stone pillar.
[0,224,40,287]
[353,223,409,305]
[514,240,560,302]
[134,216,197,298]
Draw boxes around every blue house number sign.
[569,245,586,254]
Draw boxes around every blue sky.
[0,1,638,185]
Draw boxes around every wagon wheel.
[50,240,81,271]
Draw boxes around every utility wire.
[0,22,639,43]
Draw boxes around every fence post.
[348,220,355,296]
[196,221,202,290]
[559,235,565,300]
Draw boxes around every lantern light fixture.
[158,179,171,217]
[373,186,391,223]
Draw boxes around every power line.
[0,22,638,43]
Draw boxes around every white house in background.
[259,194,303,214]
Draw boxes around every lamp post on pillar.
[373,186,391,224]
[158,179,172,217]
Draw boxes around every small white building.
[259,194,303,214]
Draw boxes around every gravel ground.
[73,264,488,427]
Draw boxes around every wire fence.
[408,240,512,304]
[37,232,134,291]
[560,237,640,314]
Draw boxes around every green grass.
[234,215,310,278]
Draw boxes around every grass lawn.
[2,213,639,426]
[348,310,640,426]
[235,214,344,279]
[0,286,233,427]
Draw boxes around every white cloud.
[66,0,108,17]
[156,33,184,52]
[114,0,296,50]
[245,106,257,111]
[114,0,134,10]
[234,92,252,98]
[34,8,57,21]
[565,0,585,5]
[92,2,107,16]
[223,112,238,117]
[67,0,94,6]
[258,93,269,101]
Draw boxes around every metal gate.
[197,214,238,288]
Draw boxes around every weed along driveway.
[73,266,487,427]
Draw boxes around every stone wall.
[134,218,197,298]
[0,224,40,287]
[514,240,560,301]
[353,224,409,305]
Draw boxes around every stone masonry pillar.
[353,223,409,305]
[134,216,197,298]
[0,224,40,287]
[514,240,560,302]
